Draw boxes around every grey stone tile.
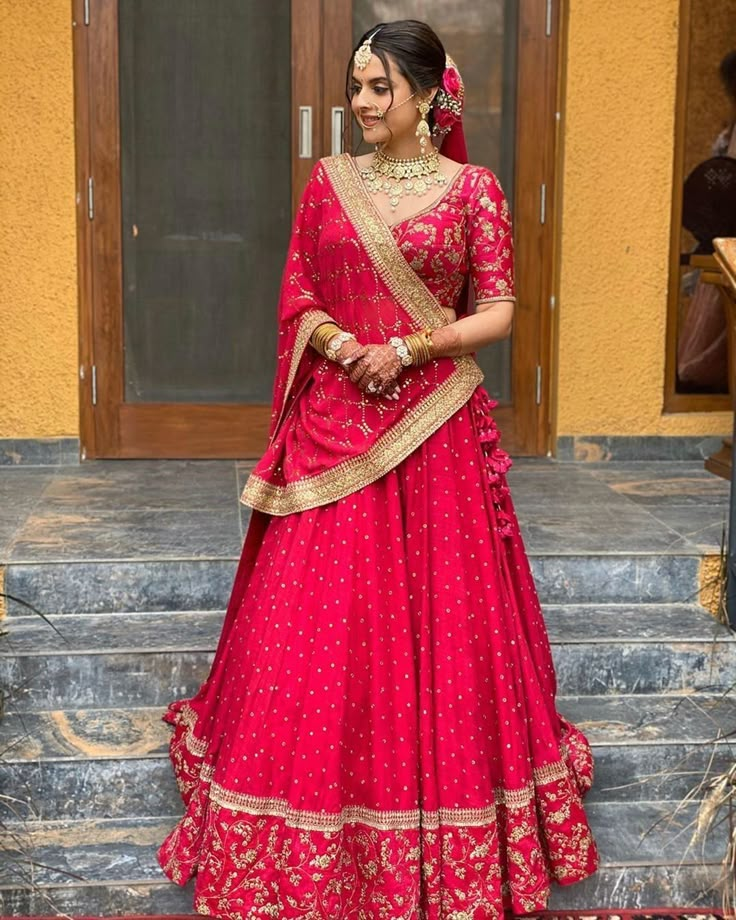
[0,757,181,822]
[0,470,58,560]
[556,434,725,462]
[0,438,80,467]
[549,864,720,909]
[530,554,700,604]
[589,464,730,507]
[0,610,225,654]
[516,501,696,555]
[6,694,734,765]
[551,641,736,694]
[4,605,728,658]
[543,603,731,643]
[4,558,238,615]
[1,649,214,711]
[236,459,257,493]
[0,468,57,504]
[0,880,195,917]
[0,867,719,916]
[558,692,736,745]
[39,460,240,512]
[8,507,242,562]
[643,505,728,552]
[4,631,733,712]
[0,706,170,762]
[1,727,731,821]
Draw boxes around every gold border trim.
[241,360,482,515]
[335,153,455,331]
[171,705,574,833]
[269,309,334,443]
[240,154,484,516]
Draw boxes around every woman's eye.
[373,86,389,95]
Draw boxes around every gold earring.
[416,100,431,152]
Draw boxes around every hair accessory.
[432,54,465,136]
[354,28,381,70]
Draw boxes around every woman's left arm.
[429,299,514,357]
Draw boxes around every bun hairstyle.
[347,20,446,132]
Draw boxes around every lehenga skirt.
[157,385,598,919]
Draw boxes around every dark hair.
[720,50,736,105]
[346,20,446,133]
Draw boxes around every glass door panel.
[352,1,518,403]
[118,1,291,404]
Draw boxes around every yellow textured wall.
[0,2,78,438]
[0,1,730,443]
[555,0,731,436]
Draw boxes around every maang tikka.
[354,28,381,70]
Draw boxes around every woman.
[158,20,598,919]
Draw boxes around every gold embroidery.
[240,358,482,515]
[332,153,462,332]
[167,705,576,833]
[240,153,486,516]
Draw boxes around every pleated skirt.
[157,385,598,919]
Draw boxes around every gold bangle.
[404,329,434,366]
[310,322,342,358]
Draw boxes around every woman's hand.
[342,344,402,399]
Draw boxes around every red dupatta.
[240,153,483,516]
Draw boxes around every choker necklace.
[360,147,447,212]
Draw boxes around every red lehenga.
[158,153,598,918]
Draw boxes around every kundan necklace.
[360,147,447,212]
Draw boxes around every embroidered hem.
[158,703,598,919]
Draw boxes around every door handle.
[331,106,345,156]
[298,106,312,159]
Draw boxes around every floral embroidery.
[159,703,597,919]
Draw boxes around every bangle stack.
[311,323,355,361]
[402,328,435,367]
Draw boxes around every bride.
[158,19,598,919]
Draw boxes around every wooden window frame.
[663,0,731,414]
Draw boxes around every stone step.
[1,603,729,651]
[2,550,703,617]
[2,606,733,710]
[0,864,723,916]
[1,695,735,819]
[0,803,727,889]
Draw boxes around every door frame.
[73,0,561,458]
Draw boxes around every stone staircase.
[1,461,736,914]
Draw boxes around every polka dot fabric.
[158,386,598,918]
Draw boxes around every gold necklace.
[360,148,447,212]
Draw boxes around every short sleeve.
[466,168,515,303]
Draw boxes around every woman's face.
[350,52,428,149]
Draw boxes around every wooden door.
[335,0,561,456]
[73,0,558,458]
[74,0,334,458]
